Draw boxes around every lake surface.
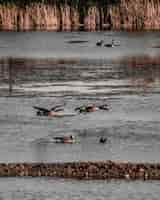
[0,178,160,200]
[0,31,160,59]
[0,31,160,199]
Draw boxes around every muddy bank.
[0,161,160,180]
[0,0,160,31]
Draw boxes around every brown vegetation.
[0,0,160,31]
[1,161,160,180]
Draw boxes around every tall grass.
[0,0,159,30]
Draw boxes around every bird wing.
[54,108,64,112]
[33,106,50,112]
[99,104,109,110]
[75,107,80,111]
[51,105,64,111]
[75,106,86,112]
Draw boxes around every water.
[0,31,160,59]
[0,31,160,199]
[0,178,160,200]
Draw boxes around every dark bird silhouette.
[96,40,104,46]
[104,39,120,48]
[98,104,109,110]
[52,135,75,143]
[104,39,115,47]
[99,137,107,144]
[33,105,64,116]
[75,104,109,113]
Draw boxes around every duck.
[75,104,109,113]
[99,137,107,144]
[52,135,76,144]
[96,40,104,46]
[104,39,120,48]
[33,105,64,117]
[104,39,115,47]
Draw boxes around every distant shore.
[0,0,160,31]
[0,161,160,180]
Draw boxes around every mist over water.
[0,31,160,199]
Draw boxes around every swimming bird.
[99,137,107,144]
[33,105,64,116]
[52,135,76,144]
[75,104,109,113]
[104,39,120,47]
[96,40,104,46]
[104,39,115,47]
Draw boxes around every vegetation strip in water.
[0,161,160,180]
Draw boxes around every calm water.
[0,31,160,199]
[0,31,160,59]
[0,178,160,200]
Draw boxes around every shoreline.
[0,161,160,180]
